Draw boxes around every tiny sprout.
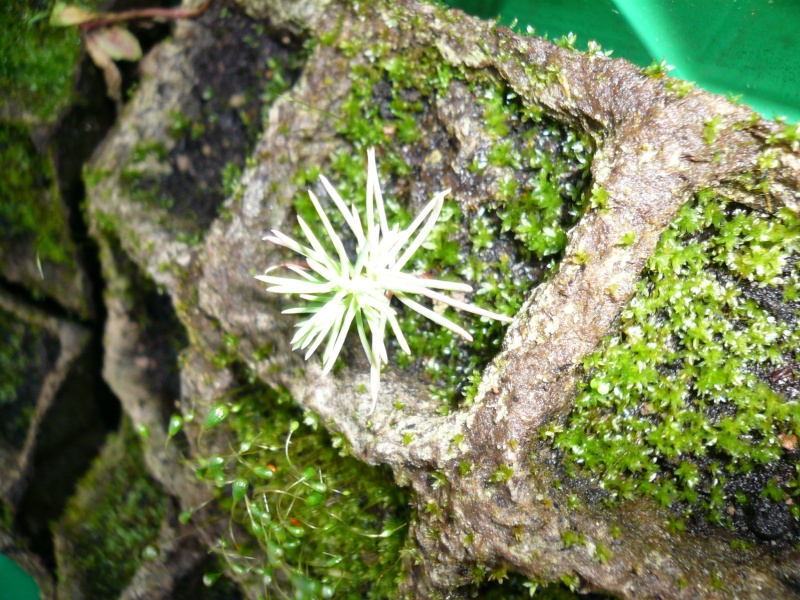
[232,478,249,503]
[618,231,636,247]
[253,465,275,479]
[309,481,327,493]
[141,545,159,561]
[203,572,221,587]
[642,57,673,78]
[306,491,326,506]
[203,404,230,430]
[573,248,590,265]
[266,540,285,566]
[136,423,149,439]
[167,414,183,439]
[258,148,513,412]
[490,464,514,483]
[287,524,305,538]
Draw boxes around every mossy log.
[84,0,800,597]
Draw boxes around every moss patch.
[56,419,166,598]
[549,191,800,536]
[193,380,410,598]
[0,0,99,123]
[0,307,59,449]
[0,122,75,268]
[289,30,591,409]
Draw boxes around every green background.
[447,0,800,123]
[0,554,40,600]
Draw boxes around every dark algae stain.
[123,1,307,237]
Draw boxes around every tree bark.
[84,0,800,597]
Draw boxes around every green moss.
[0,308,33,409]
[0,0,99,123]
[0,307,46,448]
[549,191,800,523]
[665,78,695,99]
[57,419,167,598]
[477,572,586,599]
[489,464,514,483]
[0,123,75,267]
[194,380,410,599]
[703,116,724,145]
[642,58,672,78]
[287,33,592,410]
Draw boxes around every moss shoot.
[193,380,410,599]
[549,191,800,531]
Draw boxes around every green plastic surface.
[0,554,40,600]
[446,0,800,123]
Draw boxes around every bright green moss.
[0,308,32,409]
[195,381,410,598]
[549,191,800,523]
[0,0,99,123]
[0,123,74,267]
[287,35,592,410]
[57,420,167,598]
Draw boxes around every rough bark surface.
[82,0,800,597]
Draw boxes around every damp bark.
[73,0,800,598]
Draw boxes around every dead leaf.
[779,433,797,451]
[85,30,122,104]
[50,2,97,26]
[92,25,142,61]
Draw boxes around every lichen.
[549,190,800,529]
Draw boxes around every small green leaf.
[287,525,305,537]
[253,465,275,479]
[306,491,325,506]
[309,481,327,493]
[167,414,183,438]
[203,404,229,429]
[203,573,221,587]
[232,478,249,503]
[266,540,284,566]
[136,423,149,439]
